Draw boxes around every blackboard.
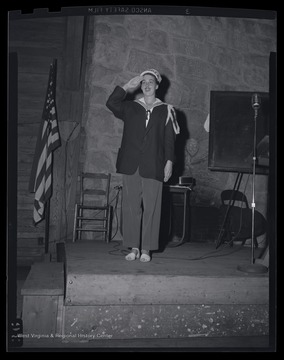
[208,91,269,174]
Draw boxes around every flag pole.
[29,58,60,255]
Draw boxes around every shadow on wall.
[159,75,190,184]
[170,109,190,184]
[125,74,190,184]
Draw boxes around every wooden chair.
[219,189,266,248]
[72,172,112,242]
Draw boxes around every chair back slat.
[221,189,249,208]
[80,172,111,206]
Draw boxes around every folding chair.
[219,189,266,248]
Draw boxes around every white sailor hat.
[140,69,162,83]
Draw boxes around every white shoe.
[140,250,151,262]
[125,248,140,261]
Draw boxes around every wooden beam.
[49,16,89,249]
[63,16,85,90]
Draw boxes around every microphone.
[251,93,261,110]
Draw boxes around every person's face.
[141,74,158,96]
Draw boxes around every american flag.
[29,59,61,224]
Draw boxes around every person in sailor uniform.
[106,69,180,262]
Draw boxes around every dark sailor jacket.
[106,85,179,182]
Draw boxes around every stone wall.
[80,14,276,240]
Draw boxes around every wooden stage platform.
[64,241,269,305]
[20,240,271,349]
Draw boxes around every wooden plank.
[17,193,35,205]
[17,203,35,211]
[21,263,64,296]
[18,154,34,163]
[17,237,45,247]
[16,232,45,239]
[9,18,65,48]
[12,15,87,261]
[49,16,87,246]
[18,98,44,117]
[66,273,269,306]
[18,181,31,191]
[18,73,48,98]
[17,247,44,257]
[64,17,85,90]
[17,220,45,233]
[9,45,63,58]
[18,109,42,124]
[64,242,269,306]
[22,295,62,336]
[18,256,43,266]
[17,163,33,176]
[18,123,40,136]
[11,51,64,74]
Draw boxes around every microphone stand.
[237,94,268,274]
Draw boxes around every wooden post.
[49,16,89,249]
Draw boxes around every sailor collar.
[134,97,180,135]
[134,97,163,111]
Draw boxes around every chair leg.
[227,230,233,247]
[78,206,82,240]
[104,207,111,243]
[72,204,78,243]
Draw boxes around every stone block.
[246,36,275,54]
[147,29,169,53]
[180,81,209,111]
[90,64,120,86]
[89,86,109,106]
[84,150,115,173]
[176,56,215,83]
[93,36,129,70]
[126,48,174,79]
[241,19,259,35]
[257,21,277,39]
[172,37,208,60]
[150,15,190,38]
[93,22,111,36]
[86,106,116,136]
[243,67,269,88]
[125,16,148,40]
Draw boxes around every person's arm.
[164,119,176,182]
[164,159,173,182]
[106,86,127,120]
[106,76,143,119]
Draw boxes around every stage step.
[65,274,268,306]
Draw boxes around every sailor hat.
[140,69,162,83]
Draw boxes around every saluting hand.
[123,76,144,92]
